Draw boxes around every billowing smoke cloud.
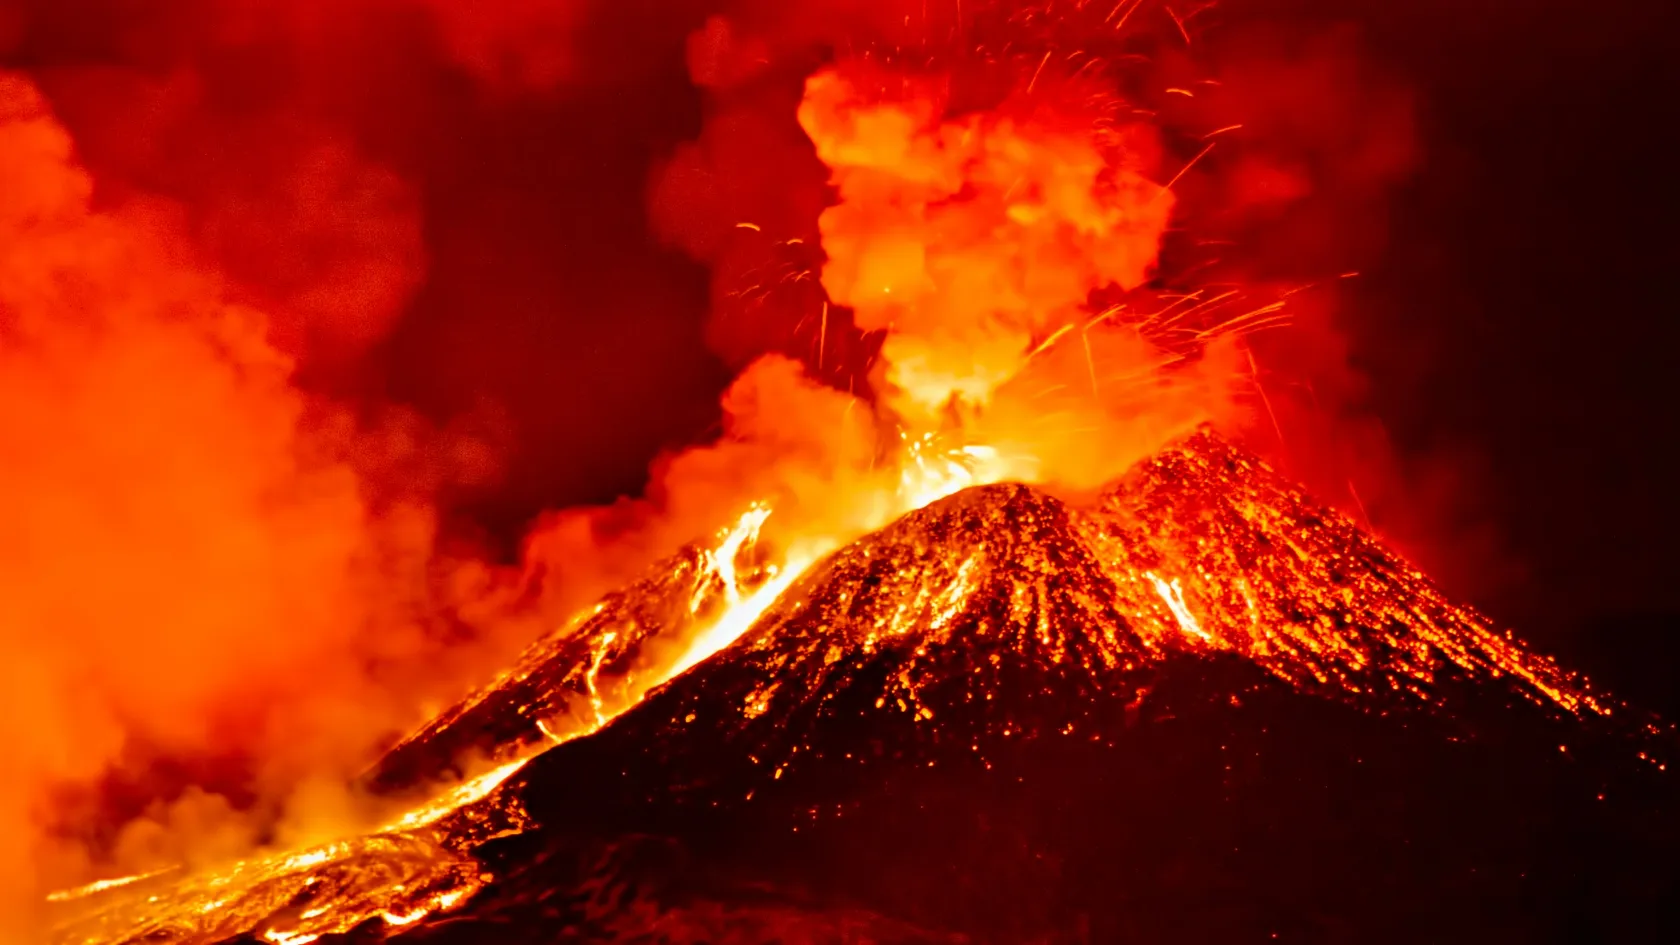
[0,1,656,921]
[0,1,737,925]
[797,66,1175,420]
[0,72,515,932]
[26,36,428,368]
[525,2,1258,619]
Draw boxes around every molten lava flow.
[41,433,1020,945]
[669,434,1031,679]
[672,504,794,677]
[46,747,535,945]
[376,758,532,834]
[1147,572,1211,642]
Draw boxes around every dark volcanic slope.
[421,434,1675,944]
[595,482,1166,766]
[78,433,1671,945]
[370,431,1605,798]
[515,433,1603,794]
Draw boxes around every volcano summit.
[49,433,1678,945]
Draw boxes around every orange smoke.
[799,67,1175,423]
[523,53,1248,633]
[798,64,1244,486]
[0,73,499,926]
[34,65,428,368]
[519,353,886,626]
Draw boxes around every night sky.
[5,0,1678,710]
[1314,0,1680,710]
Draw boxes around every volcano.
[52,432,1678,945]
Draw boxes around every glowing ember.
[897,432,1028,512]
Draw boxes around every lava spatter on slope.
[43,516,785,945]
[605,482,1170,759]
[1087,431,1602,713]
[403,431,1601,809]
[507,430,1603,803]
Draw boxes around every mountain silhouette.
[419,433,1675,943]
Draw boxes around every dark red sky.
[1227,0,1680,710]
[3,0,1677,705]
[1310,0,1680,705]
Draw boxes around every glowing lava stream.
[671,503,812,680]
[44,869,174,904]
[1147,572,1210,642]
[41,440,1016,942]
[667,430,1036,680]
[378,756,533,833]
[670,549,819,680]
